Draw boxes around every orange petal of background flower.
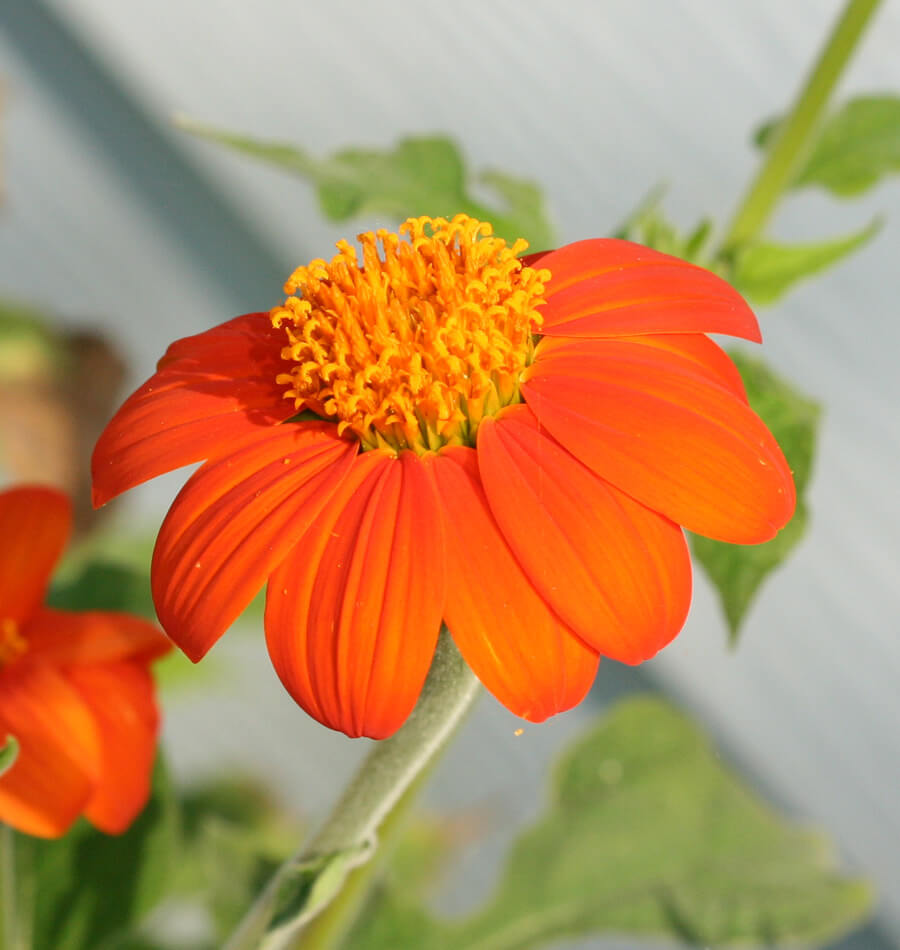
[533,239,761,341]
[427,447,599,721]
[0,486,70,623]
[151,423,357,662]
[522,340,795,543]
[25,608,171,666]
[92,314,295,507]
[67,662,159,834]
[0,664,101,838]
[265,451,445,739]
[478,406,691,664]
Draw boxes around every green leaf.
[174,117,555,249]
[695,501,810,642]
[31,755,180,950]
[731,217,880,304]
[48,560,156,618]
[173,777,301,940]
[347,697,872,950]
[0,734,18,776]
[612,184,714,262]
[756,95,900,196]
[692,352,821,639]
[0,299,64,382]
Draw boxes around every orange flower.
[0,485,170,838]
[92,216,794,740]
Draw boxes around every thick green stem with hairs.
[720,0,883,253]
[224,630,480,950]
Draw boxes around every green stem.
[1,825,31,950]
[296,761,435,950]
[224,629,480,950]
[1,825,14,950]
[720,0,883,252]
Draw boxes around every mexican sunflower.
[0,485,170,837]
[92,215,794,740]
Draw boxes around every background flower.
[0,485,170,838]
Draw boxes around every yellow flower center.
[269,214,549,453]
[0,618,27,669]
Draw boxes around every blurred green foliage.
[0,735,18,777]
[29,758,179,950]
[730,217,882,304]
[344,697,871,949]
[175,119,555,251]
[756,94,900,196]
[10,698,869,949]
[0,302,65,383]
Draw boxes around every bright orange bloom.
[92,216,794,739]
[0,485,170,838]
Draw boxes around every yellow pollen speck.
[269,214,549,453]
[514,728,524,737]
[0,618,27,667]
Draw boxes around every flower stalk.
[721,0,883,252]
[1,825,32,950]
[225,629,480,950]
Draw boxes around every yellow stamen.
[0,618,27,668]
[270,214,550,453]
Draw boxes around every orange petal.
[25,608,171,666]
[478,406,691,664]
[522,339,795,543]
[535,332,749,403]
[265,451,445,739]
[0,486,71,622]
[92,313,296,507]
[151,422,357,662]
[427,447,599,721]
[67,662,160,834]
[534,239,761,341]
[0,664,101,838]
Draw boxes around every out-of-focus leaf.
[731,217,880,304]
[0,734,18,776]
[174,117,555,250]
[48,560,156,618]
[173,777,300,940]
[692,352,821,639]
[31,755,180,950]
[0,300,64,382]
[756,95,900,196]
[613,184,713,262]
[753,116,779,150]
[347,697,872,950]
